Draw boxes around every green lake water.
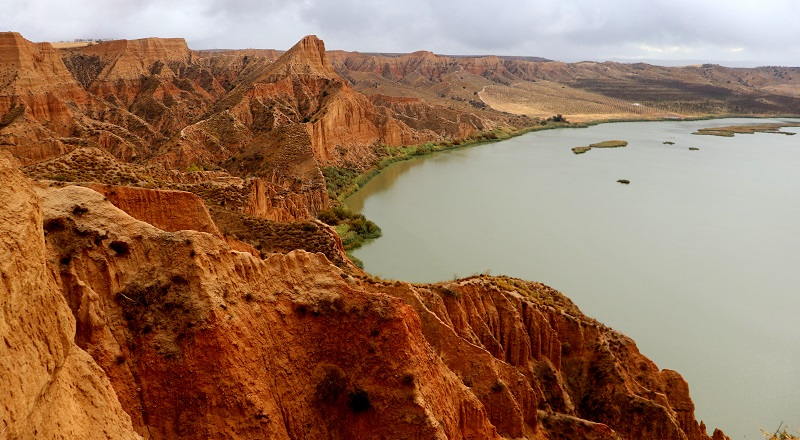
[346,118,800,440]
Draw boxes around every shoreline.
[335,113,800,260]
[339,112,800,204]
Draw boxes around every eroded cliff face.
[33,182,500,440]
[0,32,92,162]
[0,153,140,439]
[0,153,727,440]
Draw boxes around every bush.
[322,166,359,199]
[109,240,130,256]
[763,426,799,440]
[318,205,382,251]
[71,205,89,216]
[491,380,506,393]
[0,103,25,128]
[348,389,371,413]
[316,364,348,404]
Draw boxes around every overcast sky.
[5,0,799,67]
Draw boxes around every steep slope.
[21,147,348,264]
[60,37,227,157]
[0,152,140,439]
[0,32,92,162]
[0,158,728,439]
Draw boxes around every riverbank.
[329,113,800,261]
[334,113,800,202]
[327,121,572,202]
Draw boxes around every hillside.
[328,50,800,119]
[0,148,730,439]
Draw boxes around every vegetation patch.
[115,276,205,358]
[318,205,381,251]
[322,166,360,200]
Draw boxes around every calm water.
[346,118,800,440]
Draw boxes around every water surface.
[347,118,800,440]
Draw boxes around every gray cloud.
[3,0,798,66]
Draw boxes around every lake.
[346,118,800,440]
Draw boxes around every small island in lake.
[572,140,628,154]
[590,140,629,148]
[693,123,800,137]
[571,146,592,154]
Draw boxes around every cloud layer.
[4,0,798,66]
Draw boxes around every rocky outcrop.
[215,35,419,169]
[244,175,329,222]
[88,184,221,235]
[0,32,92,162]
[0,152,140,439]
[66,37,191,83]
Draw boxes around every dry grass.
[763,426,799,440]
[590,140,628,148]
[571,140,628,154]
[572,146,591,154]
[478,80,672,121]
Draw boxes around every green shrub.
[318,205,382,251]
[322,166,360,199]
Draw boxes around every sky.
[4,0,799,67]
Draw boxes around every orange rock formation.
[0,152,140,439]
[0,150,728,440]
